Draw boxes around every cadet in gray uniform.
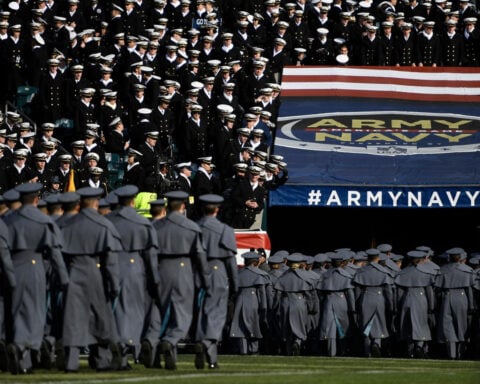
[106,185,159,370]
[395,250,436,358]
[265,251,288,355]
[303,254,323,355]
[153,190,210,370]
[352,248,395,357]
[194,194,238,370]
[318,252,356,357]
[61,187,123,372]
[50,192,81,369]
[0,216,15,372]
[5,182,69,374]
[229,251,271,355]
[469,255,480,359]
[435,247,475,360]
[273,253,319,356]
[377,243,401,277]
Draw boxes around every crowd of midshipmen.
[1,0,480,199]
[0,183,479,376]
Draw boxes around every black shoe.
[118,363,132,371]
[208,362,219,369]
[6,344,19,375]
[291,342,301,356]
[194,343,205,370]
[55,345,65,371]
[96,367,112,372]
[414,346,425,359]
[160,341,176,371]
[371,344,381,358]
[110,343,121,371]
[140,340,153,368]
[40,340,53,370]
[17,367,33,375]
[0,341,9,372]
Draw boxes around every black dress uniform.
[191,161,217,196]
[440,24,464,66]
[416,25,441,66]
[63,70,92,118]
[462,19,480,67]
[73,95,97,140]
[230,166,266,229]
[122,160,146,190]
[361,28,385,66]
[380,25,397,66]
[184,114,210,162]
[2,29,27,102]
[137,133,163,184]
[150,104,175,155]
[4,156,36,190]
[291,16,311,49]
[37,63,65,124]
[394,26,418,66]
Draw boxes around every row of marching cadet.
[1,181,479,375]
[233,244,480,360]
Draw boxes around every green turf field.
[1,355,479,384]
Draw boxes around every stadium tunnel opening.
[266,206,480,257]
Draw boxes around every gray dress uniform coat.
[273,268,319,351]
[195,215,238,343]
[106,206,159,364]
[319,267,356,341]
[0,218,15,351]
[353,262,395,340]
[395,264,436,342]
[229,266,271,349]
[435,262,474,344]
[6,205,69,370]
[153,211,210,347]
[61,208,122,351]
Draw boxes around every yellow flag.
[65,169,76,192]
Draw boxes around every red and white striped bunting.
[281,66,480,102]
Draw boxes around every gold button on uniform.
[32,259,36,264]
[180,262,185,267]
[130,258,135,264]
[97,263,101,268]
[213,265,218,270]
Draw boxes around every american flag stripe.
[281,66,480,102]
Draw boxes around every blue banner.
[270,185,480,208]
[270,90,480,208]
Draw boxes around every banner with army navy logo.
[269,66,480,208]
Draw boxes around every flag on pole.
[65,169,76,192]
